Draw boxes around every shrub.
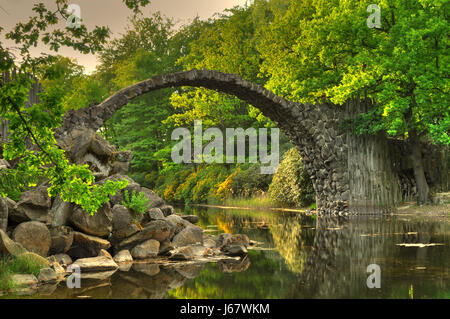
[230,164,272,198]
[122,190,150,215]
[215,173,235,200]
[268,148,315,207]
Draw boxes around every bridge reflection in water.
[20,206,449,299]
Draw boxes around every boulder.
[181,215,200,224]
[59,128,95,163]
[118,220,171,250]
[12,221,51,257]
[17,185,51,209]
[158,240,175,256]
[111,151,132,175]
[113,250,133,263]
[14,185,51,223]
[203,234,219,248]
[98,174,140,206]
[0,197,7,232]
[115,150,133,163]
[217,233,250,248]
[0,229,26,256]
[50,196,73,227]
[49,226,74,255]
[82,153,111,180]
[147,208,165,221]
[221,244,247,257]
[98,249,113,259]
[111,204,140,241]
[5,198,28,224]
[90,133,116,158]
[11,274,38,288]
[169,246,194,261]
[38,267,58,283]
[110,161,129,176]
[72,255,119,272]
[165,214,192,235]
[172,226,203,247]
[69,202,112,238]
[50,261,66,280]
[66,231,111,258]
[50,253,72,266]
[217,233,249,257]
[140,187,165,209]
[159,205,174,216]
[131,239,160,259]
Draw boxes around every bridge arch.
[58,69,404,215]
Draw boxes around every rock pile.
[0,129,251,295]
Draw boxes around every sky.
[0,0,249,73]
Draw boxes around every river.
[9,206,450,299]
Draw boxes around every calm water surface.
[11,206,450,299]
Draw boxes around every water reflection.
[11,207,449,299]
[171,207,449,299]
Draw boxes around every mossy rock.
[17,252,51,269]
[0,229,27,257]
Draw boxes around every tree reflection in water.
[23,207,449,299]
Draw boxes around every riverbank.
[189,200,449,217]
[396,201,450,217]
[189,203,309,214]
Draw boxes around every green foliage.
[0,169,44,201]
[268,148,315,207]
[230,164,273,198]
[0,0,151,214]
[122,190,150,215]
[166,4,279,130]
[260,0,449,145]
[92,13,198,187]
[156,165,230,204]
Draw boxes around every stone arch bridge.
[56,69,448,215]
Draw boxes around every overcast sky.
[0,0,249,72]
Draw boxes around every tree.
[166,5,276,130]
[260,0,449,203]
[0,0,151,213]
[93,13,197,187]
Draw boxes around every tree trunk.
[409,132,429,204]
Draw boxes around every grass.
[0,255,44,292]
[218,195,276,209]
[207,193,316,212]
